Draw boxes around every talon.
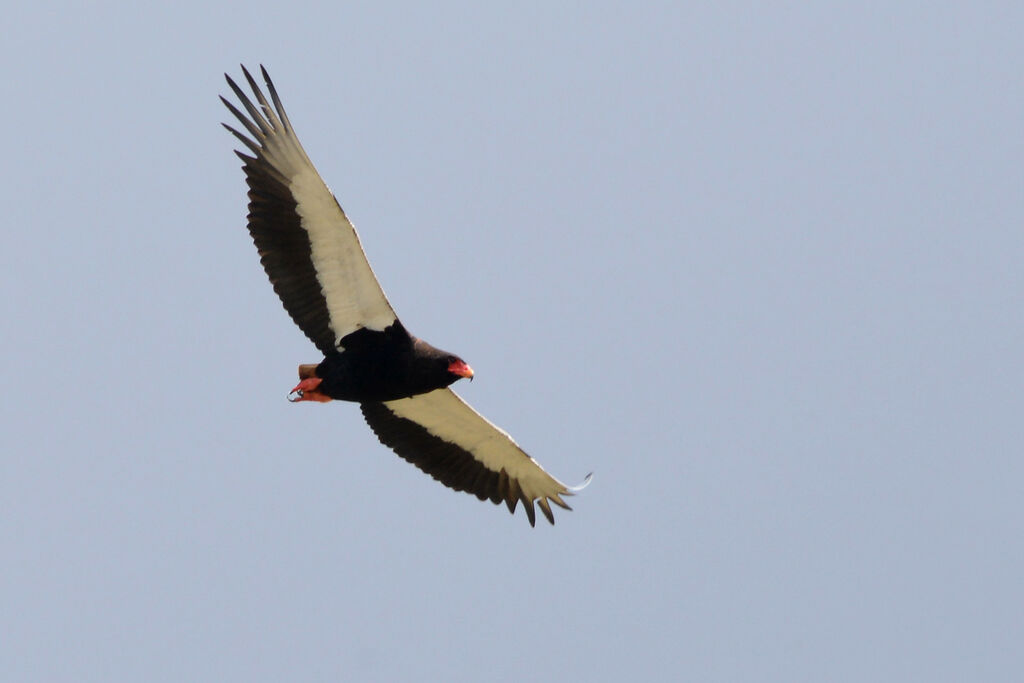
[288,376,332,403]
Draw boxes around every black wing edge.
[360,401,579,526]
[221,65,338,355]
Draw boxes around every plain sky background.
[3,2,1022,681]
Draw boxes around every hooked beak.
[448,359,474,380]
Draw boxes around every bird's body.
[305,322,467,403]
[222,66,585,525]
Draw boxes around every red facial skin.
[448,359,474,379]
[289,358,473,402]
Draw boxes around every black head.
[444,355,474,382]
[412,338,474,392]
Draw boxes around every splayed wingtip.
[568,472,594,493]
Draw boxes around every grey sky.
[3,2,1022,681]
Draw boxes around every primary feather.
[224,65,584,525]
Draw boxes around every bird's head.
[446,356,475,382]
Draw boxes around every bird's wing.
[222,65,397,355]
[361,388,584,526]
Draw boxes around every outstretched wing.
[222,65,396,355]
[361,389,584,526]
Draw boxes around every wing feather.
[360,388,578,526]
[223,66,396,354]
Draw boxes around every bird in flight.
[221,66,587,525]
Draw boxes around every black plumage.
[223,65,585,525]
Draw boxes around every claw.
[288,376,331,402]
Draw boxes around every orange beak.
[448,359,474,379]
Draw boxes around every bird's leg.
[288,376,332,402]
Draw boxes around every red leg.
[288,376,332,402]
